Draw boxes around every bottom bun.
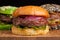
[12,26,49,36]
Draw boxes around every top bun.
[13,6,50,18]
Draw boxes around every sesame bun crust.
[13,6,50,18]
[12,26,49,36]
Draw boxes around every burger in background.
[12,6,50,35]
[0,6,17,30]
[41,4,60,30]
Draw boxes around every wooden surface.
[0,30,60,40]
[0,30,60,37]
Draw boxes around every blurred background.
[0,0,60,7]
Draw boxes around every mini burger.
[0,6,17,30]
[41,4,60,30]
[12,6,50,35]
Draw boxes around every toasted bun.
[13,6,50,18]
[12,26,49,36]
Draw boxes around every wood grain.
[0,30,60,40]
[0,30,60,37]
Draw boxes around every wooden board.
[0,30,60,37]
[0,30,60,40]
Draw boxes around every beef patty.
[13,16,48,27]
[0,14,12,23]
[48,13,60,30]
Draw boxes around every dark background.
[0,0,60,7]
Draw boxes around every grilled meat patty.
[0,14,12,23]
[48,13,60,30]
[13,16,48,28]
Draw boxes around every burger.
[12,6,50,35]
[41,4,60,30]
[0,6,17,30]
